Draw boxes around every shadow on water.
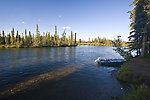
[0,64,83,96]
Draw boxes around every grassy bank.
[116,56,150,100]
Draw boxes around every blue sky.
[0,0,133,41]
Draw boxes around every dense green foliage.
[0,24,77,48]
[112,36,132,59]
[78,37,127,46]
[123,85,150,100]
[116,65,131,82]
[116,65,145,85]
[128,0,150,57]
[117,56,150,100]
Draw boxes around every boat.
[100,59,125,66]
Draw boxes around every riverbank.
[78,43,128,47]
[78,43,113,46]
[0,44,78,48]
[116,55,150,100]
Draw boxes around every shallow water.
[0,46,124,100]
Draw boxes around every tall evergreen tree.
[34,24,41,47]
[79,39,81,43]
[29,31,32,44]
[32,33,34,44]
[20,33,24,45]
[47,32,51,45]
[71,31,73,45]
[61,30,66,45]
[11,28,15,45]
[16,30,19,42]
[42,32,47,46]
[5,33,11,45]
[128,0,150,56]
[75,32,77,44]
[25,29,28,45]
[2,30,5,44]
[45,32,48,45]
[0,33,2,45]
[54,25,57,45]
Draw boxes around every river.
[0,46,125,100]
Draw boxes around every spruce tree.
[54,25,57,45]
[42,32,47,46]
[29,31,32,44]
[71,31,73,45]
[25,29,28,45]
[21,33,24,45]
[79,39,81,43]
[5,33,11,45]
[0,33,2,45]
[47,32,50,45]
[62,30,66,45]
[11,28,15,45]
[1,30,5,44]
[45,32,48,45]
[16,30,19,42]
[75,32,77,44]
[32,33,34,44]
[34,24,41,47]
[128,0,150,56]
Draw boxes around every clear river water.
[0,46,125,100]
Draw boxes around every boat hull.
[100,59,125,66]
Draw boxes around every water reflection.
[60,47,66,62]
[45,48,51,64]
[54,48,58,63]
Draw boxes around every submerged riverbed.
[0,46,125,100]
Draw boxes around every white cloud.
[58,15,62,18]
[63,26,70,30]
[38,19,41,22]
[22,21,25,24]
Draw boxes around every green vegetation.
[116,1,150,99]
[0,24,77,48]
[128,0,150,57]
[123,85,150,100]
[112,36,132,59]
[116,65,131,82]
[117,56,150,100]
[78,37,127,46]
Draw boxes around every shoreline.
[116,56,150,99]
[0,44,78,49]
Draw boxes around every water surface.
[0,46,124,100]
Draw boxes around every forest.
[78,37,127,46]
[0,24,77,48]
[0,24,128,48]
[128,0,150,57]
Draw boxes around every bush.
[117,65,146,85]
[123,85,150,100]
[116,65,130,82]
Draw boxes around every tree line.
[78,37,127,46]
[128,0,150,57]
[0,24,77,48]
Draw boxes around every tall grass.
[123,85,150,100]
